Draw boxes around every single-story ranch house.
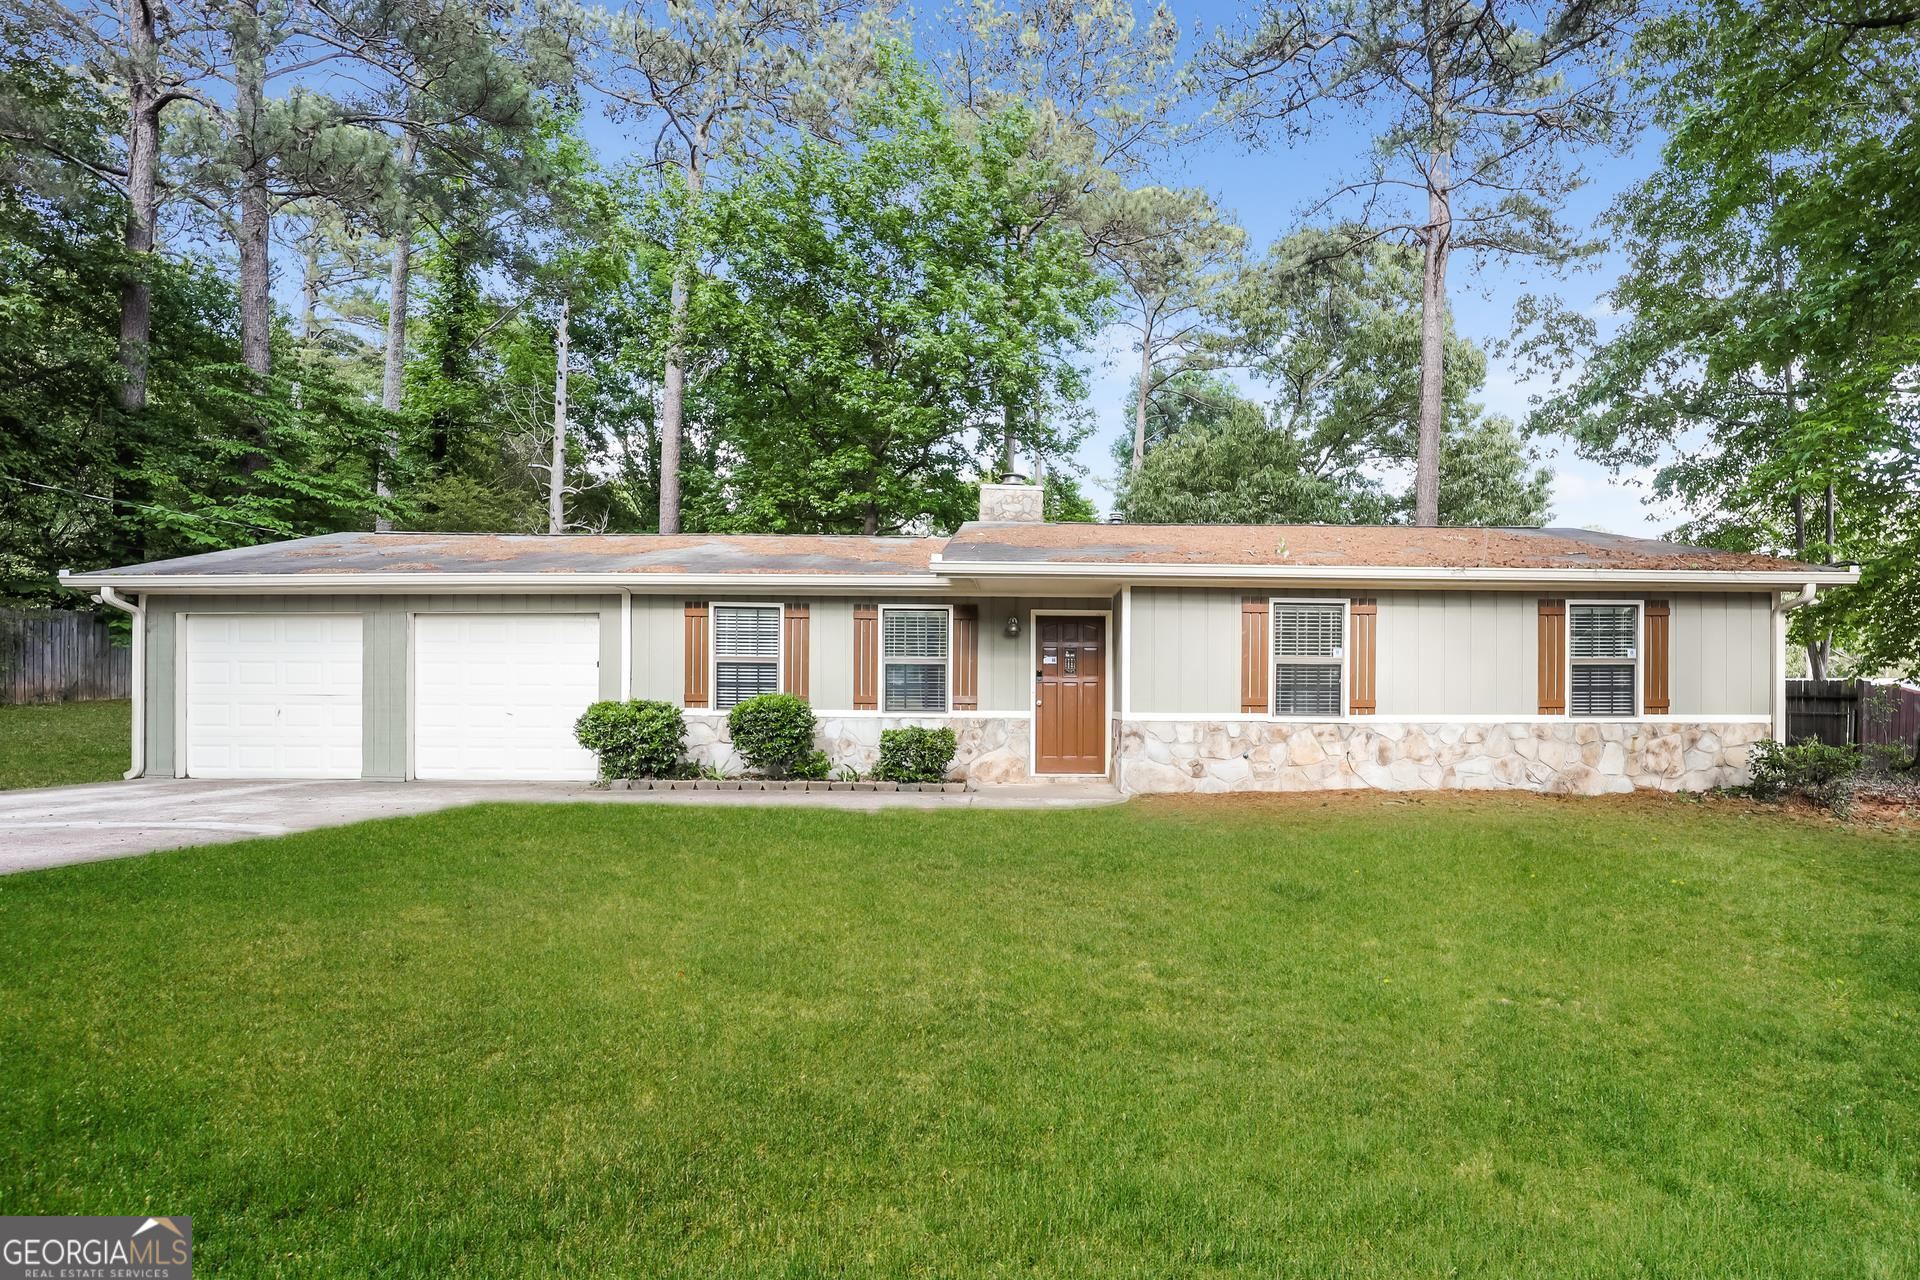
[61,483,1858,795]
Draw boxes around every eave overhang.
[59,563,1860,596]
[930,557,1861,591]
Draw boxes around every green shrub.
[1746,737,1863,817]
[573,700,688,781]
[872,726,958,784]
[726,693,820,779]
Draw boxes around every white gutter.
[1771,582,1819,741]
[1775,582,1819,613]
[55,564,1861,595]
[57,571,951,593]
[933,560,1862,589]
[92,587,144,779]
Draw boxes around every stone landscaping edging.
[1117,719,1772,796]
[620,780,970,793]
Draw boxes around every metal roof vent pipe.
[979,470,1044,523]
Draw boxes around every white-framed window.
[712,603,783,709]
[1568,601,1640,717]
[881,605,951,714]
[1270,599,1346,717]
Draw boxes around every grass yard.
[0,698,129,790]
[1,794,1916,1277]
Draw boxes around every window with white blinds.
[882,607,949,713]
[712,604,781,709]
[1569,603,1639,717]
[1271,601,1345,717]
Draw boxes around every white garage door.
[413,613,602,781]
[185,613,363,779]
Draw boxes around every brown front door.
[1034,615,1107,775]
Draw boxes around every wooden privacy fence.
[1785,678,1920,748]
[0,607,132,704]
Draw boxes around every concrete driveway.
[0,777,1122,875]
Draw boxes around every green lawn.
[0,698,129,789]
[1,795,1915,1277]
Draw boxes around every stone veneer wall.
[1118,719,1770,796]
[976,482,1045,523]
[685,714,1033,783]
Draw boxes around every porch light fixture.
[1003,614,1021,639]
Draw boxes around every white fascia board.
[58,562,1863,594]
[931,560,1861,589]
[56,571,954,594]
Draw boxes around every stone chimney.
[978,469,1045,523]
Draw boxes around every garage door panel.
[186,613,363,779]
[413,613,601,781]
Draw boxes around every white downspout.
[1118,584,1133,794]
[1772,582,1818,742]
[94,586,144,779]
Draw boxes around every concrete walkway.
[0,777,1124,875]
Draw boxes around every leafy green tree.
[0,46,389,600]
[701,49,1107,534]
[5,0,203,412]
[938,0,1187,474]
[1118,231,1548,525]
[1119,408,1547,526]
[1526,0,1920,677]
[1210,0,1635,525]
[1118,412,1390,524]
[1107,370,1267,472]
[1042,475,1098,524]
[1089,185,1245,472]
[581,0,875,535]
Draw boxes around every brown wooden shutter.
[952,605,979,711]
[1240,595,1269,714]
[1537,598,1566,715]
[683,602,709,709]
[1348,598,1377,715]
[1643,599,1670,715]
[783,603,810,700]
[852,603,880,711]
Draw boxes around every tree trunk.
[298,239,319,341]
[1000,223,1035,478]
[232,0,271,388]
[227,0,273,477]
[1823,483,1835,553]
[118,0,160,415]
[1414,164,1450,527]
[548,296,569,536]
[658,262,688,535]
[1131,319,1154,471]
[115,0,162,560]
[657,151,706,536]
[376,127,415,532]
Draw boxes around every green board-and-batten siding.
[1126,586,1774,717]
[143,594,620,780]
[142,591,1115,780]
